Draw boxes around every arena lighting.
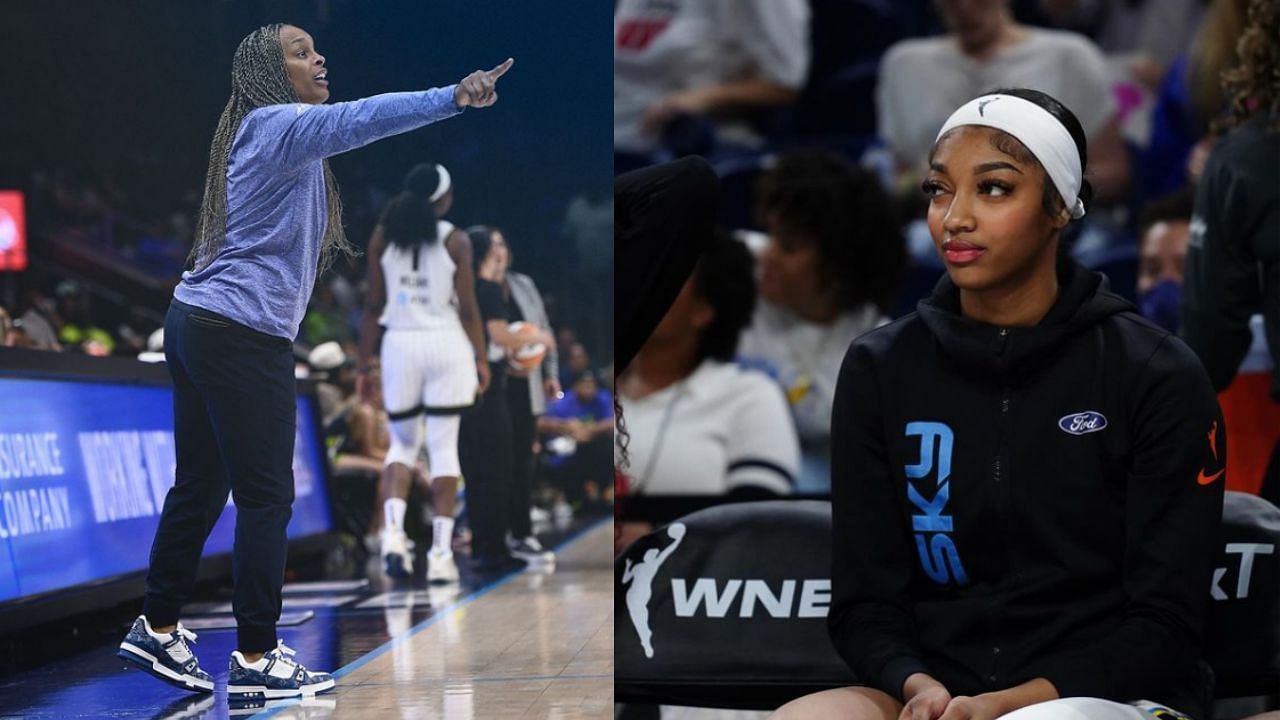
[0,192,27,272]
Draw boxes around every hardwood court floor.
[289,519,614,719]
[0,517,613,720]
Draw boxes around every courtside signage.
[0,377,331,603]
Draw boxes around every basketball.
[507,321,547,371]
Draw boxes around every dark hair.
[932,87,1095,219]
[381,164,444,250]
[691,231,757,363]
[404,163,444,197]
[1217,0,1280,134]
[570,369,598,387]
[756,150,906,312]
[1137,187,1196,240]
[465,225,495,275]
[190,24,353,274]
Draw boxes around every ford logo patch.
[1059,411,1107,435]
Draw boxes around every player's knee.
[427,446,460,478]
[385,442,418,469]
[425,416,461,477]
[770,687,899,720]
[385,421,423,468]
[386,409,427,466]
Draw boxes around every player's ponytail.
[383,163,453,250]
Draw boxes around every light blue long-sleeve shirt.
[175,86,463,340]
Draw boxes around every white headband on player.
[935,94,1086,219]
[429,164,452,202]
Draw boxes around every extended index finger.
[488,57,514,79]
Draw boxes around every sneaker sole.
[118,642,214,693]
[511,551,556,565]
[384,553,412,578]
[427,554,458,584]
[426,564,459,584]
[226,678,336,699]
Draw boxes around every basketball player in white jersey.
[357,162,489,583]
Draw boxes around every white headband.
[429,164,452,202]
[935,94,1086,219]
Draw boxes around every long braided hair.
[189,23,354,274]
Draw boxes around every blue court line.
[334,671,612,687]
[253,516,610,719]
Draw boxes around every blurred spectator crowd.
[614,0,1279,499]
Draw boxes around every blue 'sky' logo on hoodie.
[905,422,969,586]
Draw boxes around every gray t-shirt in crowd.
[613,0,809,153]
[876,28,1115,170]
[175,86,462,340]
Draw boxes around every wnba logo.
[622,523,686,658]
[905,422,969,586]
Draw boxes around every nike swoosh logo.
[1197,468,1224,485]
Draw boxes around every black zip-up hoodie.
[828,258,1225,718]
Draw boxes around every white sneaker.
[427,548,459,584]
[118,615,214,693]
[226,641,335,699]
[508,536,555,564]
[380,528,414,578]
[553,501,573,527]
